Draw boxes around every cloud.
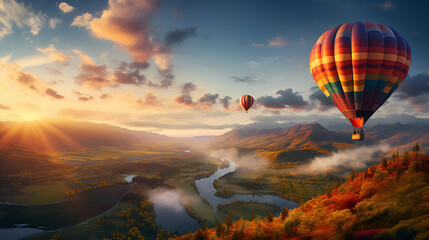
[258,88,310,111]
[76,0,157,64]
[199,93,219,109]
[71,13,93,27]
[174,94,195,107]
[15,55,52,68]
[394,73,429,112]
[164,27,197,47]
[46,67,63,75]
[57,108,130,121]
[231,76,264,84]
[181,82,196,94]
[296,144,391,175]
[220,96,232,109]
[251,43,265,48]
[123,120,238,130]
[37,44,73,63]
[0,61,64,99]
[378,0,393,9]
[73,49,111,90]
[49,18,61,29]
[100,93,112,100]
[59,2,74,13]
[122,92,161,107]
[72,0,196,87]
[45,88,65,100]
[268,36,288,47]
[112,61,148,86]
[0,0,45,38]
[0,104,11,110]
[149,188,183,212]
[74,91,94,101]
[309,86,334,111]
[154,67,174,88]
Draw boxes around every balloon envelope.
[240,95,254,112]
[309,22,411,127]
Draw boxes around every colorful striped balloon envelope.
[240,95,254,113]
[309,22,411,128]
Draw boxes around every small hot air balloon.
[241,95,254,113]
[310,22,411,140]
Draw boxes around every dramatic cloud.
[231,76,264,84]
[59,2,74,13]
[258,88,310,111]
[72,0,196,88]
[220,96,232,109]
[309,86,334,111]
[181,82,196,94]
[0,0,45,38]
[164,27,197,47]
[49,18,61,29]
[100,93,112,100]
[75,0,157,64]
[174,94,194,107]
[123,120,238,130]
[45,88,65,100]
[395,73,429,112]
[268,36,288,47]
[37,44,73,63]
[296,144,391,175]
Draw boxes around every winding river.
[150,159,298,234]
[1,159,298,239]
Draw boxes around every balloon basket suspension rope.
[352,127,364,140]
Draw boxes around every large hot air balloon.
[309,22,411,140]
[241,95,254,113]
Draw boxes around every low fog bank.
[208,148,267,171]
[296,144,391,175]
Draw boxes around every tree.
[413,143,420,152]
[267,212,274,222]
[380,157,387,168]
[326,186,332,198]
[391,153,396,162]
[280,207,289,220]
[402,152,410,166]
[226,213,232,228]
[251,211,255,221]
[193,229,205,240]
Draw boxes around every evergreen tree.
[380,157,387,168]
[226,213,232,228]
[402,152,410,166]
[280,207,289,220]
[325,186,332,198]
[267,212,274,222]
[391,153,396,162]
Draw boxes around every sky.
[0,0,428,137]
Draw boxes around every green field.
[0,185,130,230]
[217,200,281,222]
[0,182,70,205]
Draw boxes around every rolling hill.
[0,118,169,152]
[210,123,429,163]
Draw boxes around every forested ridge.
[177,144,429,240]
